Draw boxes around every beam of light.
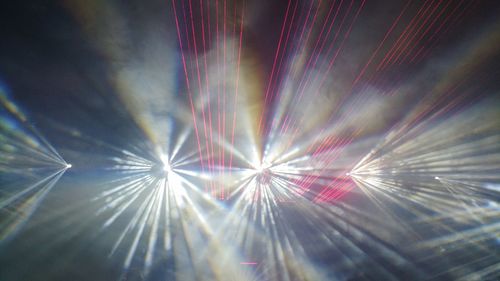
[217,174,328,280]
[24,1,499,280]
[349,94,500,279]
[0,90,70,242]
[90,145,269,280]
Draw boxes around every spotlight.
[163,162,172,173]
[150,154,172,178]
[66,163,72,169]
[160,153,173,174]
[435,176,440,180]
[255,161,270,172]
[256,167,272,185]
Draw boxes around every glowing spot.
[66,163,72,168]
[256,168,272,185]
[255,161,271,173]
[163,162,172,173]
[160,154,172,173]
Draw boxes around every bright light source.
[163,162,172,173]
[255,161,270,174]
[346,172,351,176]
[66,163,72,168]
[160,154,172,173]
[160,154,169,165]
[435,176,440,180]
[255,164,272,185]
